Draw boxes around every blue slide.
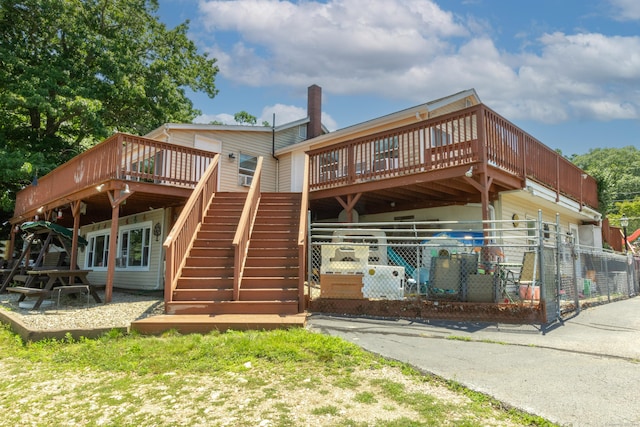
[387,246,415,276]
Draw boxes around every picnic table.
[8,269,101,310]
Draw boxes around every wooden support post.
[463,173,493,222]
[70,201,83,270]
[335,193,362,222]
[105,202,119,303]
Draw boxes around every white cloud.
[196,0,640,125]
[259,104,337,130]
[569,99,637,119]
[199,0,465,88]
[259,103,305,126]
[609,0,640,20]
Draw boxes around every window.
[86,232,110,269]
[319,152,340,180]
[128,151,164,183]
[298,125,307,139]
[118,223,151,269]
[238,153,257,186]
[373,136,399,171]
[431,126,451,147]
[374,136,398,160]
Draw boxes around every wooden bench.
[7,286,49,297]
[53,285,91,307]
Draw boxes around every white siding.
[499,193,579,238]
[166,129,282,192]
[78,209,166,291]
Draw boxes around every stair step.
[249,242,298,248]
[241,277,300,288]
[251,237,297,245]
[130,313,307,335]
[247,248,298,258]
[185,257,233,268]
[203,209,242,217]
[251,227,298,235]
[239,288,299,301]
[245,257,299,268]
[200,223,240,231]
[188,247,234,258]
[165,300,300,315]
[176,277,234,289]
[254,216,298,225]
[197,230,235,239]
[181,266,233,277]
[192,240,233,249]
[203,217,241,224]
[173,289,234,301]
[242,266,299,278]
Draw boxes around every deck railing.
[308,104,598,210]
[14,133,217,218]
[297,155,310,312]
[164,154,220,303]
[232,157,263,301]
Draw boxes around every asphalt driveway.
[308,297,640,427]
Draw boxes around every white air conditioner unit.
[240,175,253,187]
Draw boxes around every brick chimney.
[307,84,322,139]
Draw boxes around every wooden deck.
[307,104,599,219]
[130,313,307,335]
[12,132,217,226]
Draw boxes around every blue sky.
[157,0,640,156]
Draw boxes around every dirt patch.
[309,298,545,324]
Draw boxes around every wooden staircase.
[131,192,306,334]
[168,192,242,310]
[240,193,301,312]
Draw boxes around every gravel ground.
[0,289,164,331]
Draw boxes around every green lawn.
[0,325,555,426]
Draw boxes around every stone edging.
[0,309,127,342]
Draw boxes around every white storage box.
[320,245,369,274]
[362,265,405,300]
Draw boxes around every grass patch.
[445,335,472,342]
[0,323,556,426]
[311,404,340,416]
[354,391,377,404]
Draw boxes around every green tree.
[0,0,218,215]
[570,146,640,215]
[233,111,257,125]
[610,198,640,251]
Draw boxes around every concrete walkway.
[307,297,640,427]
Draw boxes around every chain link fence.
[306,212,640,325]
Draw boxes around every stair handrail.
[232,156,263,301]
[297,154,310,312]
[163,154,220,303]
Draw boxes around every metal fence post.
[626,254,633,297]
[537,210,545,304]
[603,254,611,302]
[555,213,562,320]
[572,242,580,314]
[307,210,312,300]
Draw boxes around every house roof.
[145,117,329,140]
[276,88,480,155]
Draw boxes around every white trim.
[117,221,152,272]
[85,229,110,271]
